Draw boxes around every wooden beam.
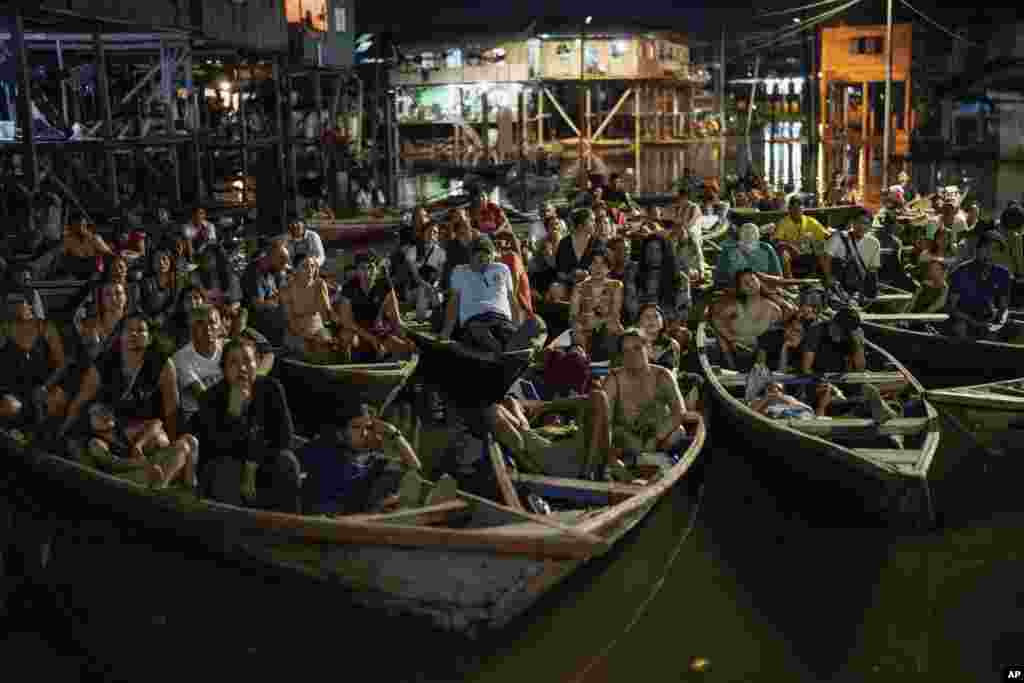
[591,88,633,143]
[634,84,641,191]
[542,87,580,137]
[12,9,37,199]
[45,167,92,224]
[537,86,544,146]
[94,24,118,208]
[85,49,191,138]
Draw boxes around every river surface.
[3,244,1024,682]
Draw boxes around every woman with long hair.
[192,243,240,306]
[140,244,180,355]
[625,234,687,325]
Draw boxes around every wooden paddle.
[487,439,525,511]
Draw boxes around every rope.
[745,0,864,56]
[568,477,707,683]
[898,0,983,48]
[755,0,851,17]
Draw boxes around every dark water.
[3,404,1024,682]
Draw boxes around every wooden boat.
[860,317,1024,388]
[730,204,866,230]
[309,213,403,245]
[273,354,419,431]
[925,378,1024,443]
[402,320,543,405]
[0,392,705,637]
[696,322,941,524]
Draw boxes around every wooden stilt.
[12,10,36,198]
[537,86,544,148]
[273,58,287,232]
[482,89,490,163]
[634,85,641,192]
[94,24,118,209]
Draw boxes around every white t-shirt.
[449,262,513,325]
[826,231,881,270]
[173,342,224,418]
[289,230,326,266]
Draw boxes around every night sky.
[356,0,1000,46]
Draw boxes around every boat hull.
[403,324,541,405]
[697,324,940,524]
[273,355,419,430]
[861,322,1024,388]
[728,205,865,229]
[310,218,401,246]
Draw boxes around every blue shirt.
[950,261,1011,317]
[714,241,783,287]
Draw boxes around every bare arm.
[160,359,179,441]
[337,297,382,351]
[440,290,460,339]
[63,366,99,434]
[44,321,66,380]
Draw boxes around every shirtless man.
[710,268,783,369]
[603,330,702,478]
[280,252,349,361]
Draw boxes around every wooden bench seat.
[851,448,923,465]
[717,371,908,389]
[785,417,932,437]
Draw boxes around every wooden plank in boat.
[860,313,948,323]
[852,448,923,465]
[347,499,472,526]
[871,293,913,303]
[512,473,647,499]
[717,371,908,388]
[785,417,932,436]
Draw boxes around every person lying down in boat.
[748,377,898,425]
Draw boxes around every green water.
[4,413,1022,682]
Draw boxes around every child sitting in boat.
[83,402,198,490]
[906,259,949,315]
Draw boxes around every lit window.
[610,40,628,59]
[446,49,462,69]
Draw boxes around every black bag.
[839,232,879,299]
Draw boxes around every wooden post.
[273,58,287,232]
[95,25,118,208]
[518,88,526,156]
[11,9,35,233]
[284,66,298,212]
[313,69,326,183]
[238,78,249,204]
[537,85,545,147]
[634,88,640,192]
[482,89,490,163]
[584,87,591,175]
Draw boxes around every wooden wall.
[392,36,688,85]
[820,24,912,83]
[38,0,288,51]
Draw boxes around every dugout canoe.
[274,354,419,428]
[401,320,544,405]
[730,204,865,230]
[697,322,941,525]
[309,214,402,245]
[0,391,705,637]
[859,317,1024,389]
[925,378,1024,445]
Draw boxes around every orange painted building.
[819,23,914,206]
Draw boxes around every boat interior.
[700,325,938,473]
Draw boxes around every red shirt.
[500,252,534,317]
[472,202,507,234]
